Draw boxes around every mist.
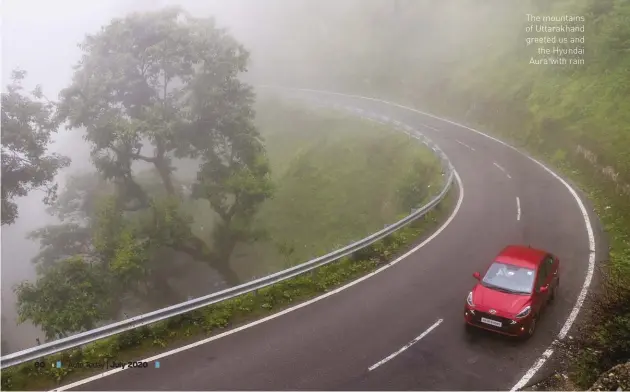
[1,0,595,353]
[1,0,263,353]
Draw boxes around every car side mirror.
[473,272,481,280]
[539,285,549,294]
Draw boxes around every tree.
[17,6,276,338]
[1,69,70,225]
[15,256,118,340]
[193,154,273,283]
[56,7,273,284]
[21,173,189,332]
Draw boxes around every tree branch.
[109,144,157,163]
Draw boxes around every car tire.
[550,278,559,302]
[524,316,537,339]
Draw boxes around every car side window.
[536,260,549,289]
[545,255,555,267]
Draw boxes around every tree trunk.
[212,258,240,287]
[176,235,213,260]
[212,234,240,286]
[173,238,240,286]
[115,172,150,211]
[155,158,175,196]
[154,140,175,196]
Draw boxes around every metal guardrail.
[0,91,455,370]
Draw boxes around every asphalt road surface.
[63,89,603,391]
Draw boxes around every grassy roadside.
[0,99,456,391]
[188,97,445,281]
[429,109,629,391]
[381,92,629,391]
[525,156,630,391]
[0,186,456,391]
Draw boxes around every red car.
[464,245,560,338]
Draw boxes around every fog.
[2,0,524,352]
[1,0,254,353]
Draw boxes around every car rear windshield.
[481,262,535,294]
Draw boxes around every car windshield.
[481,262,535,294]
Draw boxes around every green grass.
[381,91,630,390]
[0,97,452,391]
[549,159,630,389]
[196,97,444,280]
[0,187,456,391]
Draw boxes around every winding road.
[58,89,603,391]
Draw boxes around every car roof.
[494,245,548,269]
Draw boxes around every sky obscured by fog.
[1,0,270,352]
[1,0,512,352]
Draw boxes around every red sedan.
[464,245,560,338]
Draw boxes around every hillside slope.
[244,0,629,387]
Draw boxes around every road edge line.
[50,172,465,391]
[293,88,596,391]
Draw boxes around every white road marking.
[493,162,512,179]
[510,157,595,391]
[268,86,598,390]
[516,197,521,221]
[368,319,443,371]
[420,123,441,132]
[366,117,386,126]
[455,139,475,151]
[51,171,465,391]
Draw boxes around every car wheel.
[550,278,559,302]
[550,284,557,301]
[525,316,537,338]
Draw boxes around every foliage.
[232,98,444,277]
[18,94,442,340]
[379,1,630,386]
[55,6,271,282]
[397,155,443,211]
[15,7,274,338]
[1,69,70,225]
[556,162,630,389]
[245,0,629,386]
[0,187,454,391]
[256,0,629,386]
[14,256,117,341]
[45,172,114,223]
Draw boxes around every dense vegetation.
[1,70,70,225]
[246,0,629,387]
[0,16,449,385]
[4,7,273,343]
[10,89,443,343]
[0,186,453,390]
[1,0,445,353]
[244,98,444,276]
[4,0,626,388]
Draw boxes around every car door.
[534,260,550,311]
